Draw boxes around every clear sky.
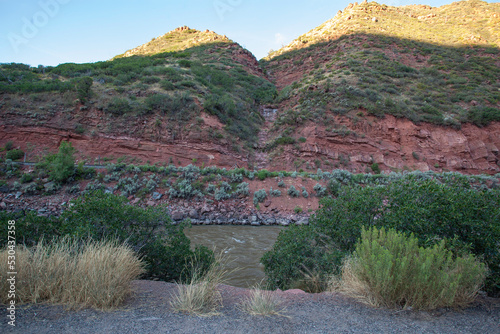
[0,0,496,66]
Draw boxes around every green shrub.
[261,225,344,291]
[263,178,500,295]
[370,163,381,174]
[160,79,176,90]
[257,169,270,181]
[0,211,62,248]
[20,173,33,183]
[4,141,13,151]
[313,179,500,296]
[6,149,24,161]
[338,227,487,310]
[107,97,132,115]
[37,141,75,183]
[76,76,93,103]
[59,192,214,281]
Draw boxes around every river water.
[184,225,284,288]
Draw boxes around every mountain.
[1,1,500,174]
[260,0,500,174]
[0,27,275,168]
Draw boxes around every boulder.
[152,192,163,200]
[171,211,185,221]
[189,209,199,219]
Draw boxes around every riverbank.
[0,190,312,227]
[2,280,499,334]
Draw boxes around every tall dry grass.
[170,251,232,317]
[239,283,287,317]
[0,238,144,309]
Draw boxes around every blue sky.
[0,0,496,66]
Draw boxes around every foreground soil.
[1,280,499,334]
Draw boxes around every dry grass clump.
[329,227,487,310]
[169,251,230,317]
[0,238,144,309]
[239,283,287,317]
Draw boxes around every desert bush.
[76,76,93,103]
[335,227,487,310]
[287,185,300,197]
[278,180,286,188]
[270,187,281,197]
[313,183,326,197]
[0,238,144,309]
[84,180,105,193]
[206,183,216,194]
[253,189,268,206]
[301,187,309,198]
[234,182,249,197]
[230,172,243,183]
[214,187,230,201]
[106,97,132,115]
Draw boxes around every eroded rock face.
[272,115,499,175]
[0,125,248,169]
[1,115,498,174]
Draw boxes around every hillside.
[0,27,275,168]
[1,1,500,175]
[260,0,500,174]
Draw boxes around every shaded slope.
[261,1,500,174]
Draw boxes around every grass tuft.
[170,251,231,317]
[0,238,144,309]
[239,283,288,317]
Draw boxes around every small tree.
[76,77,93,103]
[38,141,75,183]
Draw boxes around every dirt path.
[2,280,499,334]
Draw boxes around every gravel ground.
[1,280,499,334]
